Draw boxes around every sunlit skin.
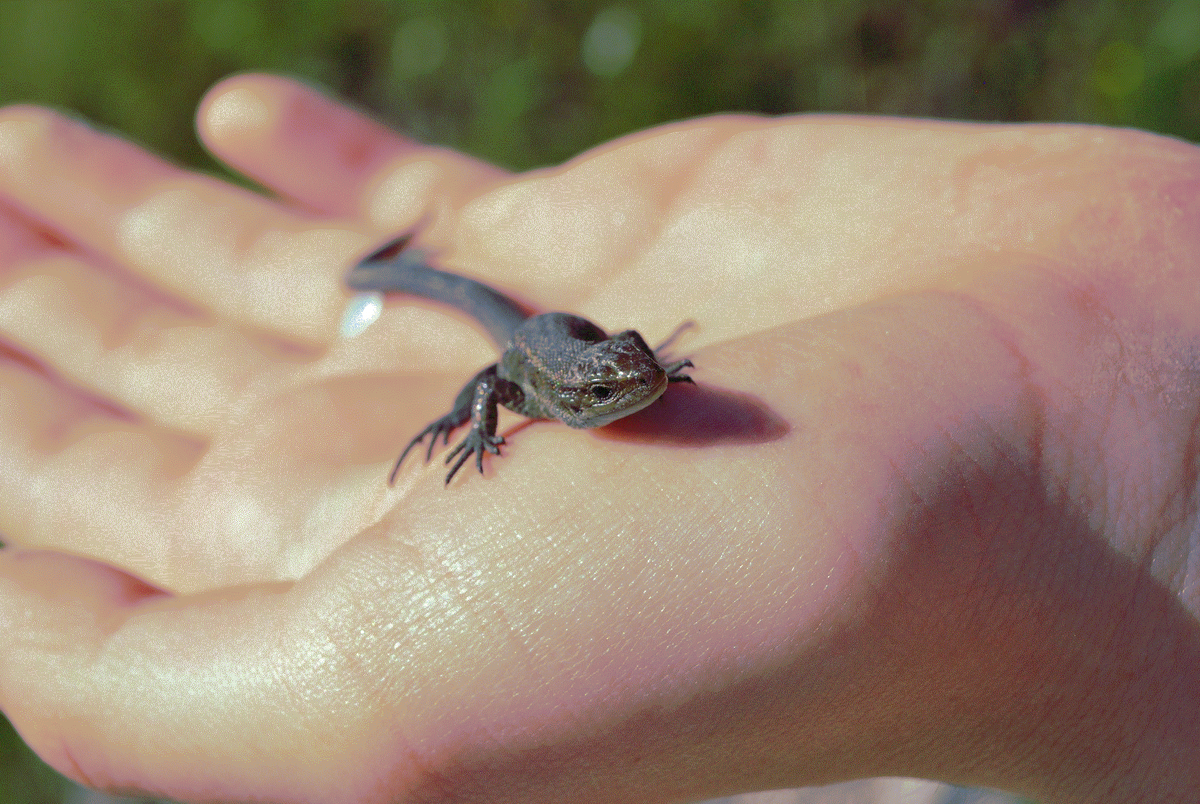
[0,74,1197,803]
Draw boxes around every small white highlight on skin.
[205,86,272,138]
[340,291,384,338]
[368,158,440,229]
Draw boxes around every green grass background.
[1,0,1196,801]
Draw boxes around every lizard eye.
[591,385,613,401]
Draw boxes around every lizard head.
[542,329,670,429]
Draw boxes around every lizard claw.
[655,322,694,384]
[388,415,462,486]
[443,428,506,484]
[664,358,694,382]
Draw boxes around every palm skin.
[0,74,1196,804]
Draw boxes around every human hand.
[0,74,1197,803]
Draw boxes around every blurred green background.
[1,0,1198,176]
[0,0,1192,801]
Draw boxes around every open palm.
[0,74,1197,804]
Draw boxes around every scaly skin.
[346,240,693,483]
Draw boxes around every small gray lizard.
[346,237,694,484]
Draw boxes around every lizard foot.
[443,428,506,484]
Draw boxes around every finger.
[0,223,301,431]
[197,73,505,230]
[0,353,205,578]
[0,105,366,341]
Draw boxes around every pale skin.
[0,72,1196,804]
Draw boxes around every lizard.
[345,237,694,485]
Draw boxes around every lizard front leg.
[388,364,498,485]
[442,366,526,484]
